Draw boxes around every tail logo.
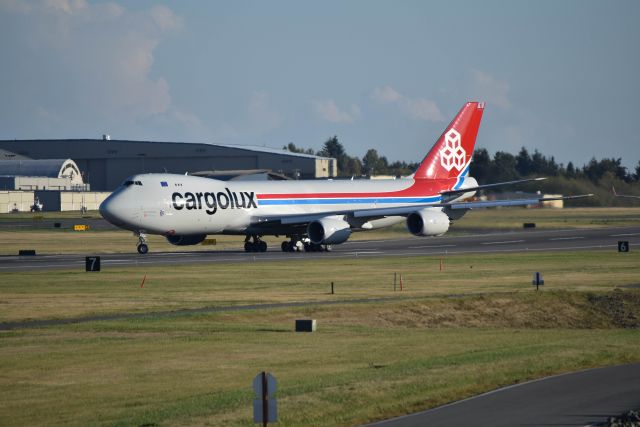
[440,129,466,171]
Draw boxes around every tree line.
[285,137,419,178]
[285,136,640,206]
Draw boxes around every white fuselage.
[99,173,476,236]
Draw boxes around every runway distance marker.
[618,241,629,253]
[85,256,100,272]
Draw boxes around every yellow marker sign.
[73,224,90,231]
[201,238,217,245]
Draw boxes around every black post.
[262,371,268,427]
[331,282,334,295]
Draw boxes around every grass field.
[1,251,639,323]
[1,250,639,426]
[0,207,639,255]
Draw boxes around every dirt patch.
[587,290,640,328]
[319,290,640,330]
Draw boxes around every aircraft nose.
[99,193,126,227]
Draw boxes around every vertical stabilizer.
[413,102,484,180]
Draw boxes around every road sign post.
[532,272,544,291]
[253,372,277,426]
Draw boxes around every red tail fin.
[413,102,484,180]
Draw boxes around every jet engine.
[406,208,450,237]
[307,217,352,244]
[166,234,207,246]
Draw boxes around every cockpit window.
[123,180,143,187]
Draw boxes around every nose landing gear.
[136,233,149,254]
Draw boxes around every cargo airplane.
[99,102,589,254]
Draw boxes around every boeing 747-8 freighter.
[99,102,588,254]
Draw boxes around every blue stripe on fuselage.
[453,164,470,190]
[258,196,442,206]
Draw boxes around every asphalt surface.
[1,225,638,272]
[365,363,640,427]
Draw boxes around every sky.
[1,0,639,170]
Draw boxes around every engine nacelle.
[307,217,352,245]
[406,208,450,237]
[166,234,207,246]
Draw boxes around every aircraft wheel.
[259,241,267,252]
[281,241,289,252]
[137,243,149,254]
[303,242,311,252]
[244,242,252,252]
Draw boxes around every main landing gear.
[280,237,331,252]
[136,233,149,254]
[244,235,267,252]
[241,235,332,253]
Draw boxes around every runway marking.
[549,236,585,241]
[408,244,457,249]
[610,232,640,237]
[481,240,525,245]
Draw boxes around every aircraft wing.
[252,194,593,225]
[440,177,546,197]
[442,194,593,210]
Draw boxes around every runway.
[0,226,638,272]
[365,363,640,427]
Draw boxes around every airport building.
[0,158,105,212]
[0,159,87,191]
[0,138,337,191]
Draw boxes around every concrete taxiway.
[0,226,638,272]
[366,363,640,427]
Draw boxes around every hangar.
[0,138,337,191]
[0,159,85,191]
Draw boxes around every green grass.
[1,247,639,426]
[452,207,640,229]
[1,251,639,323]
[1,293,638,427]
